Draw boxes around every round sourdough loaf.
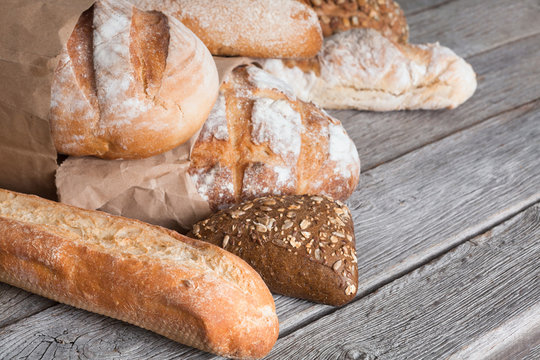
[50,0,219,159]
[188,65,361,211]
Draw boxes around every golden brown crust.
[0,189,278,359]
[189,195,358,306]
[162,0,323,58]
[188,65,360,211]
[301,0,409,43]
[50,1,219,159]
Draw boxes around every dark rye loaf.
[189,194,358,306]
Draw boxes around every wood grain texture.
[407,0,540,57]
[0,283,55,328]
[2,0,540,358]
[266,204,540,359]
[0,305,214,360]
[336,32,540,171]
[275,99,540,334]
[400,0,456,16]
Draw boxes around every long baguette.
[0,189,278,359]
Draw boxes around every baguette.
[0,189,278,359]
[140,0,324,58]
[261,28,477,111]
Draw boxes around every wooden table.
[1,0,539,358]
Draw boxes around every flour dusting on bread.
[189,65,360,210]
[261,28,477,111]
[251,98,303,161]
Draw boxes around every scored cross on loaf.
[188,65,361,211]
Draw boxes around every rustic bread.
[0,189,278,359]
[188,64,361,211]
[147,0,323,58]
[189,194,358,306]
[301,0,409,43]
[50,0,219,159]
[261,28,477,111]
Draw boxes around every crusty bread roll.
[188,64,360,211]
[50,0,219,159]
[301,0,409,43]
[0,189,278,359]
[261,28,477,111]
[146,0,323,58]
[190,195,358,306]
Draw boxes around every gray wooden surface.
[1,0,540,358]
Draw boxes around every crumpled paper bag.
[0,0,94,199]
[56,57,253,231]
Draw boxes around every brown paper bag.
[56,57,253,231]
[0,0,94,199]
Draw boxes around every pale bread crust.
[158,0,323,58]
[0,189,278,359]
[50,0,219,159]
[188,65,360,211]
[261,28,477,111]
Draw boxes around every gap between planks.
[273,97,540,338]
[279,197,540,340]
[267,203,540,359]
[2,0,540,356]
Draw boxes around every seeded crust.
[189,195,358,306]
[301,0,409,43]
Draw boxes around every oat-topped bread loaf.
[131,0,323,58]
[261,28,477,111]
[188,64,360,211]
[50,0,219,159]
[0,189,278,359]
[189,195,358,306]
[301,0,409,43]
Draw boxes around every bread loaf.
[301,0,409,43]
[50,0,219,159]
[261,28,477,111]
[190,195,358,306]
[0,189,278,359]
[188,64,360,211]
[134,0,323,58]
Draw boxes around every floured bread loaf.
[261,28,477,111]
[188,65,360,211]
[50,0,219,159]
[301,0,409,43]
[131,0,323,58]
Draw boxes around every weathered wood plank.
[400,0,456,16]
[0,283,55,328]
[2,94,537,360]
[0,305,214,360]
[337,32,540,171]
[407,0,540,58]
[2,0,540,357]
[273,99,540,334]
[266,204,540,359]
